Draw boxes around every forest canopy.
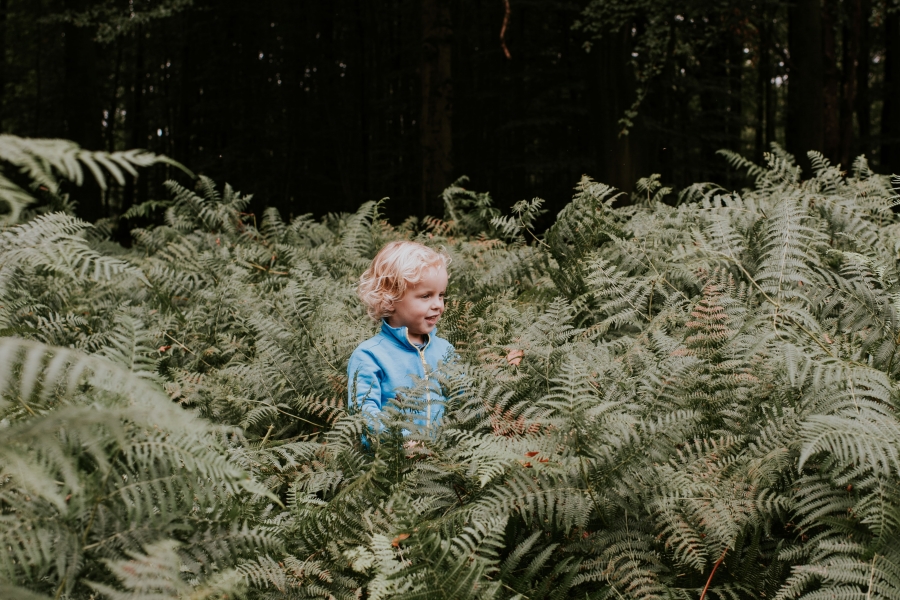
[2,0,899,223]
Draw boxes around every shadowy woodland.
[2,0,899,224]
[3,2,900,598]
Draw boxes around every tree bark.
[822,0,840,164]
[856,0,871,160]
[882,5,900,173]
[63,0,102,150]
[591,26,650,193]
[765,8,777,151]
[728,32,743,154]
[839,0,861,170]
[33,0,42,135]
[357,0,370,200]
[787,0,825,174]
[64,0,104,222]
[176,12,192,168]
[106,40,122,152]
[420,0,453,217]
[701,30,730,178]
[756,10,770,162]
[124,24,148,215]
[0,0,8,129]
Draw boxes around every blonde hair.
[357,241,450,321]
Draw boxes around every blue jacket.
[347,320,455,432]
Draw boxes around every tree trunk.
[63,0,104,222]
[701,32,730,179]
[0,0,8,129]
[176,12,192,168]
[882,5,900,173]
[787,0,825,175]
[728,33,743,154]
[33,0,42,135]
[124,24,148,213]
[765,5,777,151]
[106,41,122,152]
[839,0,861,170]
[856,0,871,160]
[756,10,770,162]
[822,0,840,164]
[420,0,453,217]
[357,0,370,200]
[591,26,650,193]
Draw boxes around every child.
[348,240,455,435]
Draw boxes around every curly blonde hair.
[357,241,450,321]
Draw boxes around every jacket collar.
[380,319,434,351]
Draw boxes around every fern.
[0,134,188,224]
[3,139,900,599]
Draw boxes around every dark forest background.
[3,0,900,226]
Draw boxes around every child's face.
[387,265,448,344]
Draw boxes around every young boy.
[348,240,454,435]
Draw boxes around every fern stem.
[53,577,66,600]
[272,406,323,428]
[248,261,289,275]
[579,456,604,523]
[162,331,212,369]
[606,579,627,600]
[17,397,36,416]
[849,373,861,414]
[299,320,339,374]
[715,250,837,357]
[271,302,339,374]
[627,240,693,305]
[81,466,115,547]
[163,331,196,358]
[521,217,550,249]
[260,424,275,447]
[699,547,728,600]
[54,462,117,600]
[163,331,194,354]
[866,554,878,600]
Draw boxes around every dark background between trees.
[3,0,899,226]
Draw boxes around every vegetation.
[2,135,900,599]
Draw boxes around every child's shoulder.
[347,335,388,373]
[429,333,455,353]
[352,333,389,354]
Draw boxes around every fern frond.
[0,135,188,225]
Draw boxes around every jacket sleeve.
[347,349,385,428]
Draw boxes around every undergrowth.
[1,138,899,599]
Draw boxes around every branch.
[500,0,511,59]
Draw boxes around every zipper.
[419,346,431,428]
[407,331,432,429]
